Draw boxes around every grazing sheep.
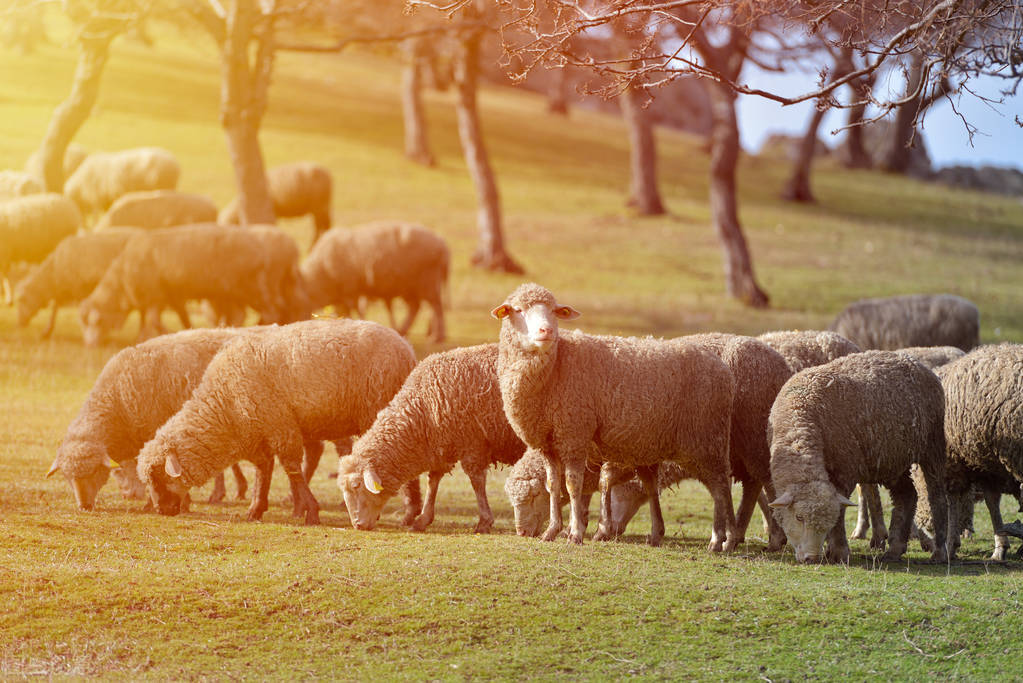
[0,193,82,303]
[219,161,332,241]
[768,351,950,564]
[78,224,305,346]
[934,344,1023,560]
[64,147,180,217]
[24,143,89,186]
[94,190,218,231]
[47,328,263,511]
[0,169,42,199]
[302,221,449,342]
[503,448,600,538]
[896,345,967,370]
[829,294,980,352]
[137,319,416,525]
[493,283,736,549]
[339,343,525,533]
[756,330,862,373]
[14,229,136,338]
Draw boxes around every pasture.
[3,20,1023,679]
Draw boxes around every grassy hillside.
[2,18,1023,679]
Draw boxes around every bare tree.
[401,36,437,166]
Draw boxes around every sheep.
[14,229,136,338]
[301,221,449,343]
[64,147,180,217]
[47,327,263,511]
[77,224,305,346]
[931,344,1023,560]
[136,319,416,525]
[503,448,600,538]
[93,190,218,231]
[829,294,980,353]
[24,143,89,186]
[768,350,950,564]
[756,330,862,373]
[493,283,736,549]
[339,343,525,533]
[219,161,332,241]
[0,169,42,199]
[0,193,82,304]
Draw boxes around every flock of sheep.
[1,146,449,346]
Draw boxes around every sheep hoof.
[850,528,868,540]
[540,526,561,542]
[646,535,662,548]
[868,534,888,550]
[411,516,431,532]
[401,512,417,527]
[707,539,724,552]
[991,547,1008,562]
[929,549,948,563]
[473,521,493,534]
[879,551,903,563]
[567,532,583,545]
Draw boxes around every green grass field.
[3,18,1023,680]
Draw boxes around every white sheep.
[219,161,332,241]
[493,283,736,549]
[64,147,180,217]
[829,294,980,352]
[302,221,449,342]
[136,319,416,525]
[768,350,950,564]
[0,169,42,199]
[0,193,82,304]
[93,190,218,231]
[338,343,525,533]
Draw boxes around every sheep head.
[337,454,388,531]
[138,449,189,516]
[770,482,855,563]
[47,442,118,511]
[492,283,579,353]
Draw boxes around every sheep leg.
[880,476,915,562]
[208,471,227,503]
[383,299,398,330]
[862,484,888,549]
[137,307,163,342]
[172,303,191,330]
[412,471,443,532]
[397,298,421,337]
[565,461,589,544]
[312,210,330,243]
[282,464,320,526]
[733,478,763,546]
[919,460,949,563]
[851,484,870,539]
[463,463,494,534]
[427,295,445,343]
[230,463,248,500]
[635,464,664,547]
[400,478,422,526]
[541,457,565,542]
[760,482,787,552]
[700,470,738,552]
[246,458,273,521]
[983,488,1009,561]
[302,440,324,483]
[40,300,58,339]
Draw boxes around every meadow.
[2,18,1023,680]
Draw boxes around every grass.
[3,17,1023,680]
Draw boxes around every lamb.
[0,193,82,303]
[301,221,449,342]
[64,146,180,217]
[14,229,136,338]
[47,327,263,511]
[0,169,42,199]
[137,319,416,525]
[219,161,332,241]
[931,344,1023,560]
[78,224,305,346]
[338,343,525,533]
[829,294,980,352]
[93,190,218,231]
[768,350,950,564]
[493,283,736,549]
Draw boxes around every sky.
[736,67,1023,171]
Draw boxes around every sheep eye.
[794,514,804,524]
[352,480,361,490]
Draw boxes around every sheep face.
[140,454,189,516]
[507,478,547,537]
[770,481,854,563]
[491,283,579,353]
[337,455,386,530]
[47,444,114,511]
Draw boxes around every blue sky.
[737,68,1022,171]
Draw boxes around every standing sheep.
[219,161,332,241]
[302,221,449,343]
[339,343,525,533]
[493,283,736,549]
[768,351,950,564]
[47,328,260,511]
[829,294,980,352]
[137,319,416,525]
[933,344,1023,560]
[64,147,180,217]
[93,190,218,231]
[0,193,82,304]
[14,229,136,338]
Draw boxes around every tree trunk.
[840,74,875,169]
[620,82,666,215]
[401,37,435,167]
[706,81,768,308]
[780,105,827,202]
[36,36,111,192]
[453,25,522,273]
[220,0,275,225]
[547,67,569,116]
[882,56,924,174]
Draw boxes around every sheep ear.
[554,305,580,320]
[363,468,383,494]
[165,454,183,478]
[769,491,795,508]
[836,493,857,508]
[46,458,60,478]
[105,458,120,470]
[491,304,513,320]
